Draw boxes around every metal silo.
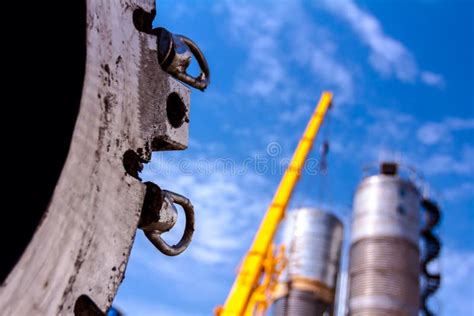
[273,207,343,316]
[348,162,421,316]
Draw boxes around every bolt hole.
[74,295,104,316]
[132,7,156,34]
[166,92,187,128]
[123,150,145,180]
[139,182,164,229]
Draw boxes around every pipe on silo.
[348,164,421,316]
[273,208,343,316]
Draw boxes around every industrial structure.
[216,92,333,315]
[273,208,343,316]
[0,0,443,313]
[347,162,441,316]
[217,97,441,315]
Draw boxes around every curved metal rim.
[355,174,420,195]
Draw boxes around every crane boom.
[217,92,333,316]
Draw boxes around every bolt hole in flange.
[166,92,187,128]
[74,295,104,316]
[122,150,146,180]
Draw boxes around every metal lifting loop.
[144,190,195,256]
[155,27,210,91]
[174,35,210,91]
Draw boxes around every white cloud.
[320,0,417,81]
[423,145,474,176]
[141,157,273,265]
[442,182,474,202]
[417,122,446,145]
[417,117,474,145]
[366,108,416,141]
[217,1,290,101]
[329,107,418,163]
[216,0,355,106]
[421,71,445,88]
[329,106,474,184]
[319,0,444,87]
[122,233,234,302]
[279,103,311,124]
[116,297,199,316]
[444,117,474,129]
[308,49,355,104]
[438,249,474,315]
[441,250,474,287]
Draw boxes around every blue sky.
[114,1,474,315]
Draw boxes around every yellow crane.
[215,92,333,316]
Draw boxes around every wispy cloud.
[279,103,312,124]
[216,0,355,105]
[417,117,474,145]
[438,249,474,315]
[442,182,474,202]
[422,145,474,176]
[141,157,273,265]
[421,71,446,88]
[330,105,474,183]
[366,108,416,141]
[319,0,444,87]
[116,298,196,316]
[329,106,418,163]
[320,0,417,81]
[215,1,292,101]
[307,49,355,104]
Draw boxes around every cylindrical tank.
[273,207,343,316]
[348,163,421,316]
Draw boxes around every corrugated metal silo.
[274,207,343,316]
[348,163,421,316]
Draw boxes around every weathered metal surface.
[138,183,178,233]
[0,0,192,315]
[348,170,421,316]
